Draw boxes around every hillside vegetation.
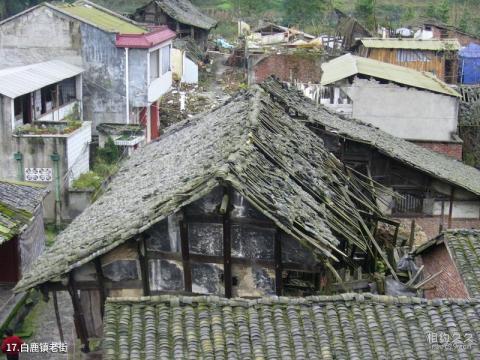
[1,0,480,38]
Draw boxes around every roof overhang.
[0,60,84,99]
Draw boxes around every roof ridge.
[106,293,480,306]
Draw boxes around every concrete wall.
[128,48,148,110]
[0,6,82,69]
[67,122,91,186]
[344,77,459,141]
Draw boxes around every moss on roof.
[15,87,381,293]
[53,1,146,34]
[0,180,47,245]
[444,229,480,298]
[103,293,480,359]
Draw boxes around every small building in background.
[0,60,91,221]
[320,54,461,157]
[353,38,461,84]
[0,180,47,284]
[97,123,146,156]
[414,229,480,299]
[133,0,217,51]
[415,21,480,47]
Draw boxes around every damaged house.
[133,0,217,51]
[262,78,480,240]
[320,54,462,159]
[15,87,395,349]
[353,38,461,84]
[0,0,176,141]
[414,229,480,299]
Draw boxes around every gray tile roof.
[0,180,47,245]
[261,78,480,196]
[444,230,480,298]
[15,88,378,292]
[103,293,480,359]
[152,0,217,30]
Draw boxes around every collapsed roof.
[321,54,460,97]
[261,78,480,196]
[138,0,217,30]
[15,87,380,292]
[415,229,480,297]
[103,293,480,359]
[0,180,47,245]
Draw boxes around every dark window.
[41,84,57,114]
[394,192,423,214]
[150,49,160,80]
[58,77,76,106]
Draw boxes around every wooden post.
[67,273,90,353]
[393,223,400,247]
[180,220,192,292]
[52,291,64,343]
[94,258,107,317]
[408,219,416,250]
[440,199,445,233]
[223,214,232,298]
[274,230,283,296]
[137,237,150,296]
[222,189,232,298]
[448,187,455,229]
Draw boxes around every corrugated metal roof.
[53,1,146,34]
[321,54,460,97]
[360,38,461,50]
[0,60,84,99]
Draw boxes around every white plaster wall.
[433,200,480,219]
[66,121,91,186]
[345,77,459,141]
[149,71,172,102]
[182,57,198,84]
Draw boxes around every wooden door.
[0,237,20,283]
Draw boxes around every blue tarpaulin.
[460,43,480,84]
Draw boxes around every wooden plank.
[52,291,64,343]
[408,219,416,250]
[93,258,107,318]
[274,230,283,296]
[137,237,151,296]
[67,273,90,353]
[180,220,192,292]
[448,187,455,229]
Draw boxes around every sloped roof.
[261,78,480,196]
[115,26,175,48]
[103,293,480,359]
[0,180,47,245]
[149,0,217,30]
[0,60,84,99]
[321,54,460,97]
[51,0,146,34]
[416,229,480,297]
[359,38,461,51]
[15,88,378,292]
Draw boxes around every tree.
[355,0,376,31]
[426,0,450,23]
[283,0,326,30]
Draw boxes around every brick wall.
[412,141,463,160]
[398,216,480,240]
[251,54,324,84]
[419,243,469,299]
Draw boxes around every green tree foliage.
[355,0,376,31]
[283,0,326,29]
[426,0,450,23]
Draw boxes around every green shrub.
[72,171,103,190]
